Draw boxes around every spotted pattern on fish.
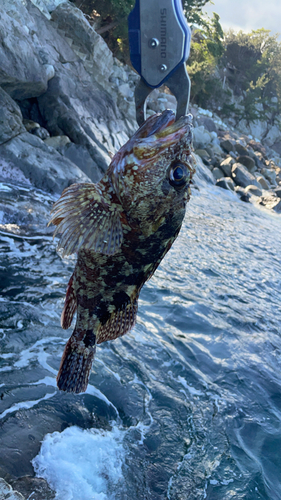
[49,110,195,393]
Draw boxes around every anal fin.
[97,297,138,344]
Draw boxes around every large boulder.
[51,2,114,90]
[60,142,103,183]
[212,167,225,180]
[216,177,235,191]
[261,168,277,185]
[244,185,262,197]
[37,68,116,172]
[234,142,248,156]
[0,0,135,189]
[231,163,262,189]
[256,174,270,190]
[0,88,26,144]
[220,138,235,153]
[193,154,216,186]
[0,132,90,193]
[220,156,235,177]
[0,0,54,99]
[236,155,256,172]
[197,116,217,133]
[264,125,280,147]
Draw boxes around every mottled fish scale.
[50,110,195,393]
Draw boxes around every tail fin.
[57,334,96,393]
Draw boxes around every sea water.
[0,179,281,500]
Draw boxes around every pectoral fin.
[49,183,123,256]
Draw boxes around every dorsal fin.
[49,183,123,256]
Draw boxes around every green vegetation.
[188,25,281,124]
[221,29,281,122]
[187,12,225,108]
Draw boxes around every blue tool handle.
[128,0,141,76]
[128,0,191,88]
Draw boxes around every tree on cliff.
[187,24,281,124]
[187,12,225,108]
[222,29,281,122]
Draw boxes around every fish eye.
[169,162,190,189]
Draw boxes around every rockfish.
[49,110,195,393]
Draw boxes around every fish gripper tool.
[128,0,191,125]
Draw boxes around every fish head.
[108,110,195,234]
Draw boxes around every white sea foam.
[32,425,126,500]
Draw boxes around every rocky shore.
[0,0,280,233]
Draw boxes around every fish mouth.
[108,109,193,183]
[136,109,176,138]
[132,110,193,161]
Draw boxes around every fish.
[49,109,195,393]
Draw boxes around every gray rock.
[31,127,50,140]
[234,186,250,202]
[261,168,277,184]
[236,155,256,172]
[231,163,262,189]
[234,143,248,156]
[0,2,52,100]
[244,185,263,197]
[212,167,225,180]
[37,69,121,172]
[0,132,91,193]
[194,149,212,167]
[253,151,265,169]
[256,175,270,190]
[193,154,215,186]
[10,477,55,500]
[1,0,133,180]
[0,478,25,500]
[193,126,212,149]
[60,142,103,183]
[220,139,235,153]
[51,2,114,90]
[258,192,281,213]
[44,135,71,149]
[273,187,281,198]
[219,157,235,177]
[229,150,238,159]
[224,177,235,191]
[0,88,26,145]
[216,178,233,191]
[197,116,217,133]
[194,149,210,160]
[118,83,134,99]
[272,139,281,156]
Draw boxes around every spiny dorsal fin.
[49,183,123,256]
